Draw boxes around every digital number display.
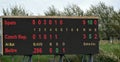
[1,16,99,55]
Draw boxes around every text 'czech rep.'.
[5,34,27,40]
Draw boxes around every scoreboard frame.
[0,16,99,55]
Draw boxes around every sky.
[0,0,120,15]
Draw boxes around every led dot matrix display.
[0,16,99,55]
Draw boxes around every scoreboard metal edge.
[0,16,99,55]
[0,16,99,19]
[0,17,3,55]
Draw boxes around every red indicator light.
[49,48,52,53]
[32,34,36,40]
[33,48,42,54]
[43,20,47,25]
[32,20,36,25]
[94,20,97,25]
[62,48,65,53]
[39,48,42,53]
[83,34,87,39]
[54,20,57,25]
[49,20,52,25]
[82,20,86,25]
[38,34,42,39]
[94,34,98,39]
[38,20,42,25]
[60,20,63,25]
[55,34,58,39]
[49,34,52,40]
[43,34,47,40]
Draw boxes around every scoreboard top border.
[0,16,99,19]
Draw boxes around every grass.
[100,40,120,53]
[0,40,120,62]
[0,55,54,62]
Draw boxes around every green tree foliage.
[94,50,119,62]
[63,4,84,16]
[44,5,61,16]
[111,10,120,39]
[3,6,29,16]
[44,4,84,16]
[86,2,116,40]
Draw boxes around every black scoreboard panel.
[1,16,99,55]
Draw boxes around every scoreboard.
[0,16,99,55]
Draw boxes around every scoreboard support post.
[59,54,63,62]
[22,55,32,62]
[82,54,93,62]
[54,54,70,62]
[89,54,93,62]
[28,55,32,62]
[54,54,64,62]
[82,55,85,62]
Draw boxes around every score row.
[32,34,98,40]
[4,42,66,47]
[33,48,65,54]
[4,47,66,54]
[32,19,97,25]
